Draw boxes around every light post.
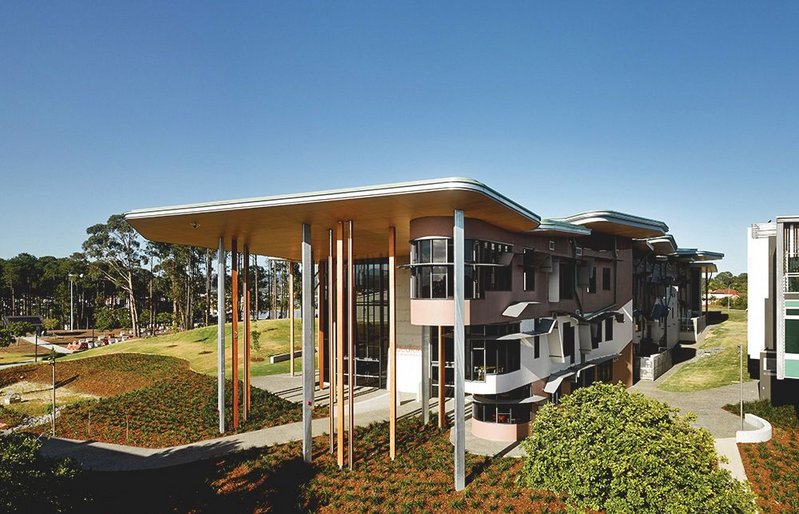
[739,344,744,430]
[49,349,57,436]
[68,273,83,331]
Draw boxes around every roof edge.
[125,176,541,224]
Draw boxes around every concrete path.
[21,336,73,354]
[629,350,759,482]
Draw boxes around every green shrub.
[520,383,755,513]
[0,434,83,512]
[724,399,798,427]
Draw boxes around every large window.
[472,385,532,424]
[562,321,575,364]
[523,249,536,291]
[466,323,521,381]
[587,266,597,294]
[784,223,799,292]
[602,267,612,291]
[560,261,575,300]
[604,317,614,342]
[786,318,799,354]
[411,238,512,299]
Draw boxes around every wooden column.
[336,222,345,469]
[347,220,355,469]
[388,226,397,460]
[232,240,239,430]
[290,262,295,376]
[328,229,335,454]
[318,265,326,389]
[438,326,445,429]
[244,245,251,420]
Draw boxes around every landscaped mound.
[13,353,309,448]
[521,382,755,513]
[0,353,188,396]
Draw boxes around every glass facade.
[473,385,532,425]
[410,238,513,299]
[431,322,522,395]
[322,258,389,388]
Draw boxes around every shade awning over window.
[502,301,541,318]
[472,394,548,405]
[544,371,575,394]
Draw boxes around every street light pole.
[50,350,56,437]
[739,344,744,430]
[69,274,75,331]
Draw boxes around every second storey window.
[602,267,612,291]
[559,261,575,300]
[410,238,512,299]
[523,249,536,291]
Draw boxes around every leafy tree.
[82,214,145,336]
[0,327,15,348]
[521,383,755,513]
[43,318,60,331]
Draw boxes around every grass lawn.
[0,338,42,365]
[725,401,799,513]
[73,417,571,513]
[2,353,321,448]
[659,309,751,392]
[60,318,314,378]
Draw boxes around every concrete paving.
[21,336,73,354]
[629,347,760,482]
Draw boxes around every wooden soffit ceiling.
[126,177,541,261]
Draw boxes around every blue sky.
[2,1,798,273]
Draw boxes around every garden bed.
[5,353,325,448]
[76,417,573,513]
[726,401,799,513]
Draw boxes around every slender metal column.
[318,265,326,389]
[328,230,335,454]
[217,237,226,434]
[438,326,445,429]
[232,240,239,430]
[347,220,355,469]
[388,226,397,460]
[243,245,251,420]
[421,320,430,424]
[290,262,295,376]
[336,222,345,469]
[302,224,314,463]
[453,209,465,491]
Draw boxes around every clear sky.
[2,1,798,273]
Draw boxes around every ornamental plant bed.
[13,353,327,448]
[208,418,573,513]
[726,400,799,513]
[0,353,187,396]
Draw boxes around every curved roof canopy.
[558,210,668,239]
[633,234,678,255]
[125,177,541,261]
[674,248,725,262]
[533,219,592,237]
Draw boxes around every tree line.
[0,214,299,337]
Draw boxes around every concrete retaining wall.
[636,348,672,381]
[736,413,772,443]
